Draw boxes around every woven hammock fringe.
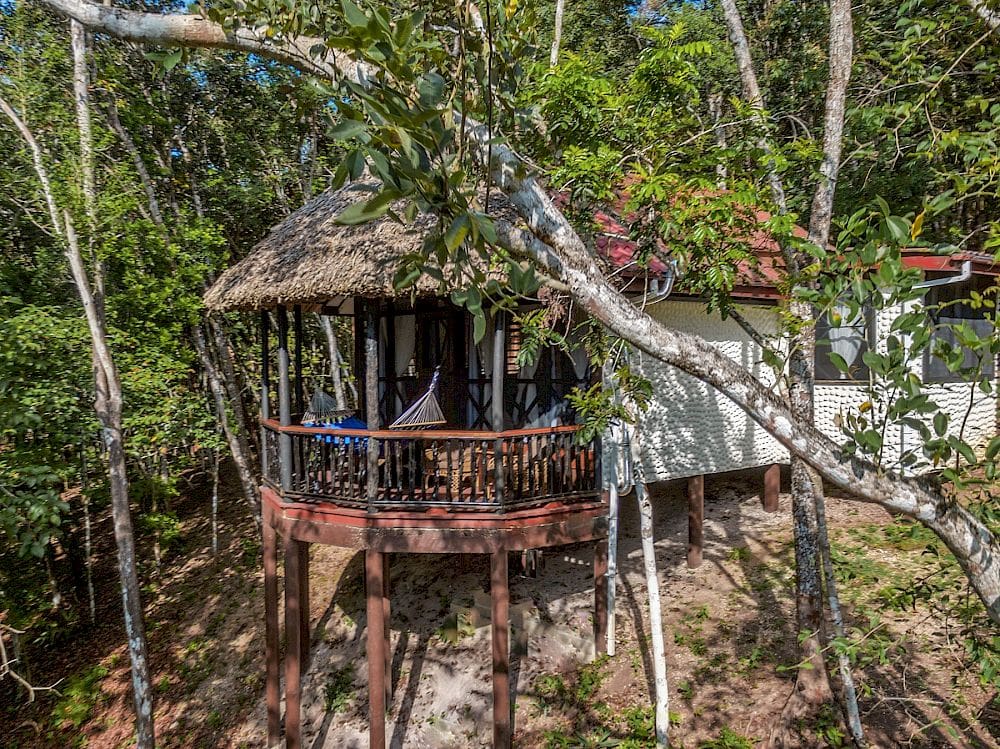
[390,367,445,429]
[303,387,353,423]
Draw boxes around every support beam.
[276,306,292,491]
[383,552,391,704]
[365,305,379,511]
[283,536,302,749]
[763,463,781,512]
[491,549,511,749]
[261,311,271,479]
[594,540,608,655]
[298,540,310,673]
[366,548,387,749]
[263,520,280,748]
[293,305,304,415]
[687,475,704,569]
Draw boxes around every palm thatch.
[203,180,513,311]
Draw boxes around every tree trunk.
[211,448,220,556]
[208,315,258,461]
[629,420,669,746]
[318,313,347,411]
[192,324,261,524]
[66,216,155,748]
[550,0,565,67]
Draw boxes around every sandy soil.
[5,465,998,748]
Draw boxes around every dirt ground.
[4,465,998,748]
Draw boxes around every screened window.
[924,279,995,383]
[815,303,872,383]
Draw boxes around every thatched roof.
[203,180,511,311]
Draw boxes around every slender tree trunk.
[549,0,565,67]
[106,98,164,229]
[66,216,155,748]
[208,315,258,460]
[193,324,261,524]
[80,442,96,625]
[629,417,669,746]
[318,314,347,411]
[211,447,220,556]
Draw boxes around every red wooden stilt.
[382,552,391,704]
[594,541,608,655]
[366,548,387,749]
[491,549,511,749]
[763,463,781,512]
[687,475,704,569]
[298,540,310,672]
[283,537,302,749]
[263,519,280,748]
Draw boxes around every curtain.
[828,303,864,380]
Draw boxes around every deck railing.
[261,419,600,511]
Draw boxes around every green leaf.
[340,0,369,29]
[335,191,395,225]
[162,49,183,71]
[329,119,366,141]
[933,411,947,437]
[443,214,470,252]
[472,310,486,343]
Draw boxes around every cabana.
[204,180,608,749]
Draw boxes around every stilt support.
[594,541,608,655]
[491,549,511,749]
[298,541,310,672]
[383,552,391,704]
[283,537,302,749]
[263,521,280,748]
[366,548,387,749]
[687,474,704,569]
[763,463,781,512]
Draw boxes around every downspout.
[898,260,973,470]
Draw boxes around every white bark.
[211,448,220,556]
[968,0,1000,33]
[629,427,668,746]
[318,314,348,411]
[38,0,1000,625]
[550,0,565,67]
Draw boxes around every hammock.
[389,366,445,429]
[302,386,354,425]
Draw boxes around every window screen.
[924,279,995,383]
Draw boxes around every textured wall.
[637,300,788,482]
[638,299,996,481]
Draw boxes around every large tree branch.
[41,0,1000,624]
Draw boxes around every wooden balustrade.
[261,419,600,511]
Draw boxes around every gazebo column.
[364,302,379,511]
[366,547,387,749]
[383,553,391,704]
[491,548,511,749]
[276,306,293,490]
[260,311,271,479]
[491,311,505,503]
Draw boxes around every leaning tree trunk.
[318,314,348,411]
[193,324,261,524]
[549,0,565,67]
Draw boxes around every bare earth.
[6,465,998,748]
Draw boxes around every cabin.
[203,181,609,749]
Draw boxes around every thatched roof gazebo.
[204,180,608,749]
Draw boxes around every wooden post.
[383,552,391,704]
[365,305,379,512]
[491,548,511,749]
[298,541,310,673]
[687,474,704,569]
[293,305,304,415]
[261,311,271,479]
[763,463,780,512]
[491,311,505,506]
[366,548,387,749]
[594,540,608,655]
[276,306,292,491]
[263,519,280,748]
[283,535,302,749]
